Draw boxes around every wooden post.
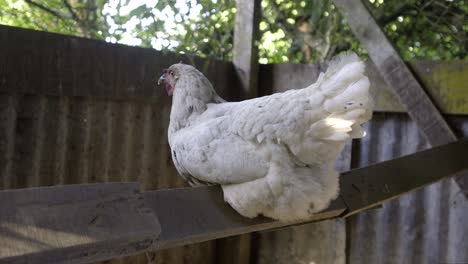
[219,0,261,263]
[233,0,261,99]
[331,0,467,196]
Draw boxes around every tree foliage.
[0,0,109,38]
[0,0,466,63]
[367,0,467,60]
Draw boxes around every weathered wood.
[2,139,467,264]
[340,140,468,217]
[0,25,243,102]
[233,0,261,99]
[0,182,161,264]
[375,60,468,115]
[1,25,467,114]
[145,186,346,250]
[0,183,345,264]
[332,0,457,147]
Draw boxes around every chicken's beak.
[158,74,166,85]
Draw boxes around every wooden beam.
[331,0,457,147]
[340,140,468,217]
[145,186,345,250]
[233,0,261,99]
[0,183,161,264]
[0,184,346,264]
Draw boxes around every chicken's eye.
[170,71,174,76]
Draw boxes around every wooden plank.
[0,183,346,263]
[331,0,457,147]
[340,140,468,217]
[145,186,346,250]
[233,0,261,99]
[0,25,242,101]
[0,182,161,264]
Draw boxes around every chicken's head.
[158,63,218,103]
[158,66,180,96]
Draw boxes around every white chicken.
[159,53,372,221]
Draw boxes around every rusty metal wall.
[347,113,468,264]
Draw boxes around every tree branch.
[62,0,92,37]
[62,0,82,23]
[24,0,67,19]
[377,3,418,26]
[269,1,295,34]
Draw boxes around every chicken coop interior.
[0,0,467,263]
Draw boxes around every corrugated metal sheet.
[0,26,246,264]
[254,219,346,264]
[348,113,468,264]
[0,94,179,188]
[0,93,217,264]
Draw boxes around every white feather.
[167,52,373,221]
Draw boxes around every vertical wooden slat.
[215,234,252,264]
[137,103,158,191]
[102,101,114,182]
[87,98,111,183]
[64,97,91,184]
[107,101,131,183]
[0,94,17,189]
[124,102,139,183]
[38,96,64,186]
[55,96,70,185]
[13,95,46,188]
[233,0,261,99]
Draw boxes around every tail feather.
[313,52,373,141]
[317,52,365,96]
